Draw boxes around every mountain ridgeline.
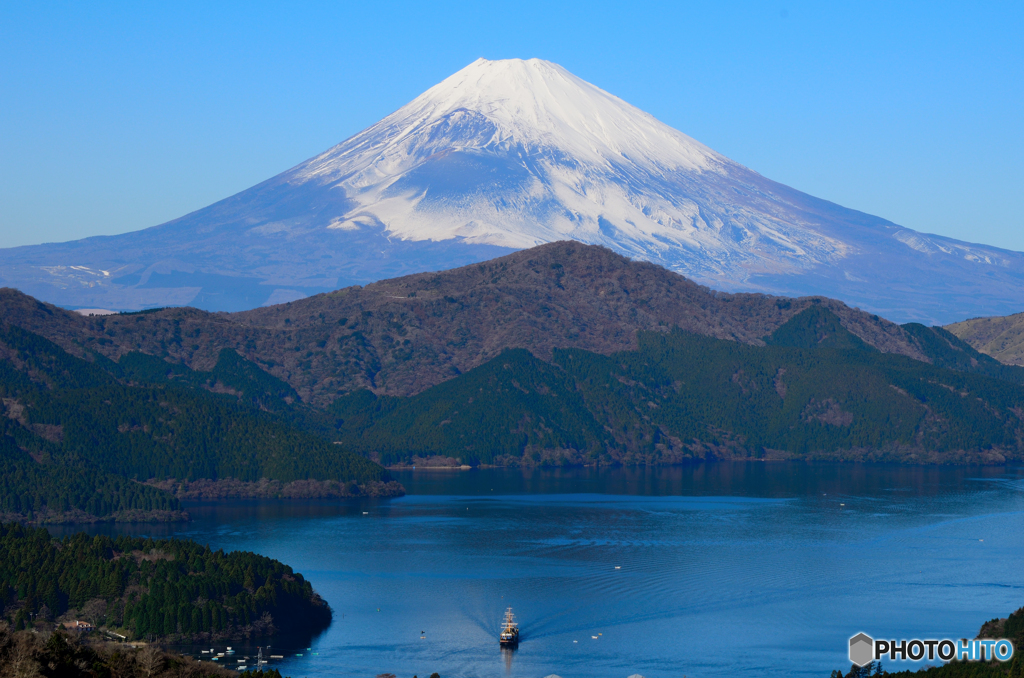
[0,322,398,523]
[4,58,1024,325]
[3,243,1024,522]
[946,310,1024,367]
[3,242,1013,405]
[327,305,1024,466]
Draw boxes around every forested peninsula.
[0,522,331,640]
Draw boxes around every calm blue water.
[59,464,1024,677]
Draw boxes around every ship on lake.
[499,607,519,646]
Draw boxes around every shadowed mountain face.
[2,58,1023,324]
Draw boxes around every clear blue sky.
[1,1,1021,250]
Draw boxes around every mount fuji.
[2,57,1022,324]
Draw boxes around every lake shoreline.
[146,477,406,500]
[386,448,1016,471]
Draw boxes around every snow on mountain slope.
[290,58,847,280]
[1,57,1023,324]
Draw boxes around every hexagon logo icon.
[849,633,874,667]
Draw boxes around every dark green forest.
[6,304,1024,522]
[0,324,394,522]
[0,522,330,640]
[0,431,183,520]
[829,661,1014,677]
[326,307,1024,466]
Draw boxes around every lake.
[59,463,1024,677]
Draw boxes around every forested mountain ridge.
[329,308,1024,467]
[4,242,1024,498]
[1,242,1012,407]
[0,323,399,522]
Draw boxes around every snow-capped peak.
[6,58,1022,325]
[395,58,723,172]
[279,58,981,292]
[301,59,725,184]
[288,58,784,266]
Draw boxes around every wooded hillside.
[328,307,1024,466]
[0,522,330,640]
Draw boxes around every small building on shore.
[62,620,95,632]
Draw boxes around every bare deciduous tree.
[3,633,41,678]
[81,598,108,624]
[136,645,163,678]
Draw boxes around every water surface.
[62,463,1024,677]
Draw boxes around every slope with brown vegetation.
[946,311,1024,366]
[0,624,284,678]
[0,242,930,406]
